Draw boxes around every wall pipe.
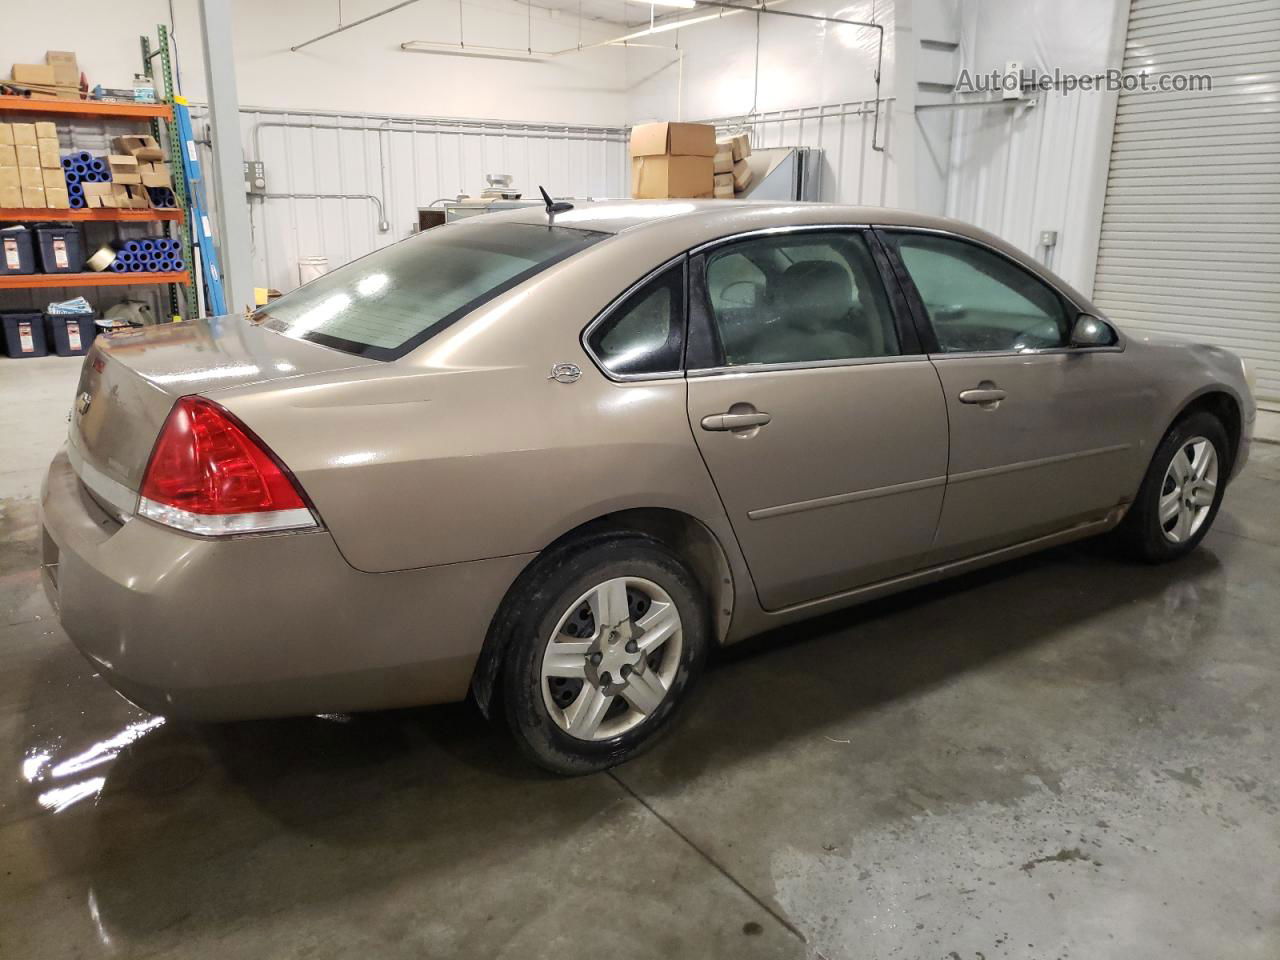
[291,0,422,52]
[251,117,625,213]
[693,1,885,152]
[260,193,391,232]
[546,0,884,152]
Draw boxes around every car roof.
[489,199,959,236]
[478,199,1094,311]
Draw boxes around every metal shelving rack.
[141,23,195,321]
[0,27,195,317]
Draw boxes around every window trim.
[685,224,923,375]
[876,226,1127,358]
[580,254,689,383]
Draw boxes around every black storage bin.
[0,226,36,276]
[45,314,96,357]
[1,311,49,358]
[34,224,84,274]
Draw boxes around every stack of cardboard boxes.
[629,122,717,199]
[628,122,755,200]
[715,134,753,197]
[82,135,172,209]
[9,51,80,100]
[0,121,69,209]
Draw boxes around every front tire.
[1117,410,1228,562]
[501,536,708,775]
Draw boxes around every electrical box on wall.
[1004,60,1023,100]
[244,160,266,196]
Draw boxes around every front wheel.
[501,537,708,775]
[1117,411,1228,562]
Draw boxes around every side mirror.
[1070,313,1117,348]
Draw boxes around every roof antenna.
[539,185,573,225]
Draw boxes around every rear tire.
[1116,411,1228,563]
[500,536,708,775]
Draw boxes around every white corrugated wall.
[190,105,630,296]
[1093,0,1280,400]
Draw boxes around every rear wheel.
[501,537,708,775]
[1117,411,1228,562]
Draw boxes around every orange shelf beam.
[0,271,189,290]
[0,95,171,121]
[0,207,183,223]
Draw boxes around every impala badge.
[548,363,581,384]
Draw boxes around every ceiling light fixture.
[645,0,698,8]
[610,9,725,42]
[400,40,548,61]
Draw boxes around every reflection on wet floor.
[24,716,166,813]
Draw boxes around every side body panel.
[928,351,1152,561]
[686,361,949,609]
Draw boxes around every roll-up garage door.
[1093,0,1280,400]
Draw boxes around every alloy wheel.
[1159,436,1218,544]
[540,576,683,741]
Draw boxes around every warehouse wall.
[2,0,630,125]
[620,0,1129,297]
[206,104,628,293]
[624,0,898,207]
[939,0,1130,296]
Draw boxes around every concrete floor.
[1,354,1277,960]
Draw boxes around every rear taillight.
[137,396,318,536]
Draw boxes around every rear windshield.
[255,221,605,360]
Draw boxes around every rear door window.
[256,222,604,361]
[697,231,900,367]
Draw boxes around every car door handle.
[958,387,1007,405]
[701,411,772,431]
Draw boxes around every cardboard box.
[37,138,61,169]
[0,123,12,146]
[112,135,164,161]
[45,185,69,209]
[732,158,753,192]
[22,185,47,208]
[107,154,140,184]
[46,51,79,86]
[114,183,150,209]
[0,167,19,195]
[82,182,115,208]
[0,144,15,168]
[12,64,55,86]
[0,184,20,208]
[631,155,714,199]
[629,122,717,159]
[11,123,37,147]
[729,133,752,162]
[714,173,734,191]
[34,121,57,140]
[14,144,39,168]
[713,150,734,175]
[42,168,65,191]
[139,160,170,188]
[19,166,43,190]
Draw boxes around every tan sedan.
[40,201,1255,773]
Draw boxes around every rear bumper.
[40,448,533,721]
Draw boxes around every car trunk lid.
[68,314,378,517]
